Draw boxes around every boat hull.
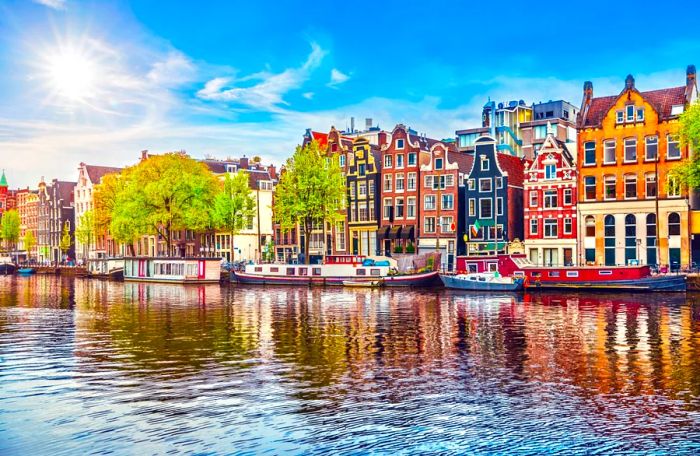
[17,268,36,275]
[440,274,523,291]
[232,270,440,288]
[0,263,16,275]
[525,274,686,292]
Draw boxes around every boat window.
[370,269,381,276]
[286,268,295,276]
[298,268,308,276]
[531,272,541,278]
[469,277,477,281]
[513,272,525,278]
[598,270,613,275]
[312,268,322,276]
[478,277,486,281]
[566,271,579,277]
[270,267,279,272]
[356,269,366,276]
[255,267,263,272]
[548,271,560,278]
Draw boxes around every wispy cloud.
[196,42,326,111]
[32,0,66,10]
[327,68,349,88]
[147,51,196,87]
[302,92,314,100]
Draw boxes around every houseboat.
[0,255,15,275]
[86,257,125,280]
[440,272,524,292]
[232,254,440,287]
[493,254,686,292]
[124,257,222,283]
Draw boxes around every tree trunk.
[230,230,235,263]
[304,220,311,265]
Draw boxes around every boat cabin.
[124,257,221,283]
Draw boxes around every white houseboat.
[86,257,125,280]
[124,257,222,283]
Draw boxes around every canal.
[1,276,700,454]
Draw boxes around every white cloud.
[196,42,326,111]
[147,51,196,87]
[33,0,66,9]
[327,68,349,88]
[302,92,314,100]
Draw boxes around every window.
[396,138,404,149]
[584,141,596,165]
[564,218,573,235]
[626,105,635,122]
[383,198,392,219]
[442,194,454,210]
[359,164,366,176]
[358,182,367,197]
[349,183,356,199]
[496,197,503,216]
[667,135,681,159]
[336,222,346,251]
[369,180,375,196]
[604,215,616,266]
[647,214,657,265]
[424,195,436,210]
[396,174,405,191]
[645,136,658,161]
[408,153,417,166]
[358,202,368,221]
[624,174,637,199]
[545,164,556,180]
[529,191,538,207]
[467,179,475,190]
[585,216,595,237]
[624,138,637,162]
[468,199,476,216]
[407,197,416,218]
[395,198,404,218]
[433,175,446,190]
[479,178,492,192]
[645,173,657,198]
[667,176,681,197]
[668,212,681,236]
[584,176,596,200]
[530,218,538,235]
[384,155,393,168]
[617,111,624,123]
[435,158,443,170]
[446,175,455,187]
[481,158,490,171]
[339,155,346,167]
[396,154,404,168]
[424,175,433,189]
[637,107,644,122]
[424,217,436,233]
[563,188,572,205]
[604,141,616,164]
[543,190,558,208]
[604,175,616,200]
[534,125,547,139]
[480,199,493,218]
[624,214,636,263]
[407,172,416,190]
[384,174,392,192]
[441,216,454,233]
[544,219,557,238]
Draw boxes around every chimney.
[365,118,372,130]
[378,131,388,148]
[267,165,277,180]
[687,65,697,102]
[625,74,635,90]
[140,150,149,161]
[240,155,249,169]
[350,117,355,133]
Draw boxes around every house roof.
[85,165,122,184]
[0,170,7,187]
[496,153,526,187]
[450,151,474,173]
[581,86,687,128]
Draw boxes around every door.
[669,248,681,271]
[563,248,573,266]
[138,259,146,277]
[198,260,206,279]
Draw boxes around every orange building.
[577,66,697,268]
[16,188,39,260]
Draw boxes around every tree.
[23,230,36,261]
[59,221,72,261]
[1,209,20,254]
[212,171,256,261]
[75,210,96,260]
[273,140,345,264]
[110,153,219,257]
[668,100,700,187]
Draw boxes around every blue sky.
[1,0,699,187]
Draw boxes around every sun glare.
[46,49,96,101]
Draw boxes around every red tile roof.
[496,153,525,187]
[85,165,122,184]
[311,131,329,148]
[581,86,686,128]
[449,150,474,173]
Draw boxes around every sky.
[1,0,699,188]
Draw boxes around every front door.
[669,248,681,271]
[563,248,573,266]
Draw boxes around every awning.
[389,225,402,240]
[400,226,415,240]
[377,226,390,239]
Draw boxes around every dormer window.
[226,165,236,173]
[671,105,684,116]
[435,158,443,170]
[544,164,556,180]
[618,106,645,124]
[396,138,404,149]
[626,105,635,122]
[636,108,644,121]
[481,157,490,171]
[616,111,624,123]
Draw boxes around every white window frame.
[645,136,658,161]
[624,138,637,163]
[529,190,538,207]
[604,140,616,165]
[530,218,538,235]
[563,188,572,205]
[479,178,492,193]
[395,138,404,150]
[667,134,681,159]
[563,218,572,235]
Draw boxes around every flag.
[471,220,481,237]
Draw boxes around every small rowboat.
[17,268,36,275]
[342,280,383,288]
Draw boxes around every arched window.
[625,214,637,263]
[668,212,681,236]
[646,214,657,266]
[604,215,616,266]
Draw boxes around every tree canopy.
[23,230,36,259]
[76,210,96,258]
[669,100,700,187]
[212,171,256,259]
[1,209,20,251]
[273,140,345,263]
[59,222,72,256]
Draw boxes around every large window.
[624,174,637,199]
[543,190,558,208]
[544,219,557,238]
[530,191,538,207]
[667,176,681,197]
[424,195,436,210]
[624,138,637,162]
[396,174,405,191]
[584,141,596,165]
[667,135,681,159]
[396,154,404,168]
[604,141,616,164]
[604,215,616,266]
[480,199,493,219]
[424,217,435,233]
[481,158,490,171]
[384,155,393,168]
[585,216,595,237]
[395,139,404,149]
[496,197,503,216]
[479,178,492,192]
[435,158,443,170]
[646,214,657,265]
[358,181,367,196]
[563,188,572,205]
[534,125,547,139]
[383,198,392,219]
[336,222,346,251]
[408,153,417,166]
[384,174,392,192]
[407,172,417,190]
[468,199,476,216]
[395,198,404,218]
[441,216,454,233]
[584,176,596,200]
[407,197,416,218]
[604,175,616,200]
[442,194,454,210]
[668,212,681,236]
[530,219,538,235]
[564,218,572,235]
[645,136,658,161]
[625,214,636,263]
[545,164,556,180]
[645,173,657,198]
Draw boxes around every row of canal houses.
[277,65,699,271]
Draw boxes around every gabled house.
[346,136,381,255]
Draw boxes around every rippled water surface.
[2,276,700,454]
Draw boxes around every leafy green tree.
[212,171,256,261]
[23,230,36,260]
[59,221,72,260]
[76,210,96,260]
[273,140,345,264]
[668,100,700,187]
[111,153,219,257]
[1,209,20,253]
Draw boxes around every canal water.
[1,276,700,455]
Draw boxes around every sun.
[46,48,97,101]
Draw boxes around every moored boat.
[0,256,16,275]
[87,257,125,280]
[17,267,36,275]
[343,280,383,288]
[124,257,221,283]
[441,272,523,292]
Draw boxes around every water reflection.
[1,276,700,454]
